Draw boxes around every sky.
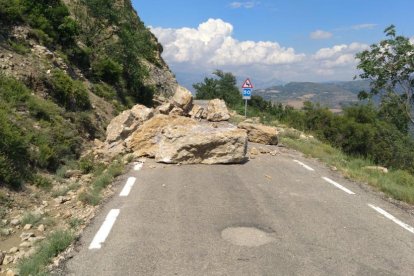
[132,0,414,88]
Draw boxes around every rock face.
[156,124,248,164]
[106,104,154,143]
[238,122,278,145]
[206,99,230,122]
[189,104,205,119]
[127,115,248,164]
[171,85,193,113]
[127,115,197,158]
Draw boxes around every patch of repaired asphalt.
[221,227,276,247]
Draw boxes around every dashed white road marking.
[134,162,143,171]
[89,209,120,250]
[368,204,414,234]
[322,177,355,195]
[120,177,136,197]
[293,160,315,171]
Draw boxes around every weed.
[33,175,53,191]
[78,190,100,206]
[281,136,414,204]
[18,230,74,276]
[69,218,84,230]
[21,212,43,226]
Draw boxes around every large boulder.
[156,124,248,164]
[206,99,230,122]
[127,115,197,157]
[106,104,154,143]
[171,85,193,113]
[127,114,248,164]
[238,122,278,145]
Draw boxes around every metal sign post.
[242,78,253,118]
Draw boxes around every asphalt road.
[59,145,414,276]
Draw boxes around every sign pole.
[241,78,253,119]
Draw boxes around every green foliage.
[0,75,86,187]
[49,69,91,111]
[33,175,53,190]
[21,212,43,226]
[92,83,117,100]
[194,70,242,107]
[92,57,123,84]
[18,230,74,276]
[78,154,95,174]
[356,25,414,131]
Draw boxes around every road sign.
[242,78,254,89]
[243,88,252,100]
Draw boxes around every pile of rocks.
[93,85,280,165]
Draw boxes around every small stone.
[19,241,32,248]
[23,224,32,230]
[25,248,36,258]
[37,224,45,232]
[1,219,7,225]
[250,147,260,155]
[9,247,19,254]
[269,150,278,156]
[6,270,16,276]
[1,228,12,236]
[20,232,35,241]
[265,175,272,180]
[10,218,20,226]
[3,255,14,265]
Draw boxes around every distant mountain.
[254,80,371,112]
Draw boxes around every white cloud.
[310,30,333,40]
[313,43,369,69]
[229,1,258,9]
[352,23,377,30]
[151,18,371,83]
[151,18,304,67]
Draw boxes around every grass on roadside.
[281,136,414,204]
[78,159,125,206]
[18,230,74,276]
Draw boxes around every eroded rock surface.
[238,122,278,145]
[171,85,193,113]
[207,99,230,122]
[106,104,154,143]
[156,124,248,164]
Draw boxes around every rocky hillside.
[0,1,176,273]
[0,0,176,189]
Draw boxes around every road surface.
[58,145,414,276]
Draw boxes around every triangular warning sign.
[242,78,254,89]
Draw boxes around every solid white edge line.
[89,209,120,250]
[322,177,355,195]
[368,204,414,234]
[119,177,136,197]
[293,160,315,171]
[134,162,143,171]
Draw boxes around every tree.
[356,25,414,132]
[193,70,242,106]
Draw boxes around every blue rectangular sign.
[243,88,252,100]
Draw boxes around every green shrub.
[33,175,53,190]
[92,57,123,84]
[79,154,95,174]
[92,83,117,100]
[21,212,43,226]
[49,70,91,111]
[8,40,30,54]
[18,230,74,276]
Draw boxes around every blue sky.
[132,0,414,87]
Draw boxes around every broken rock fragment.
[238,122,278,145]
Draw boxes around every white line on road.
[322,177,355,195]
[120,177,136,197]
[368,204,414,234]
[89,209,120,250]
[134,162,143,171]
[293,160,315,171]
